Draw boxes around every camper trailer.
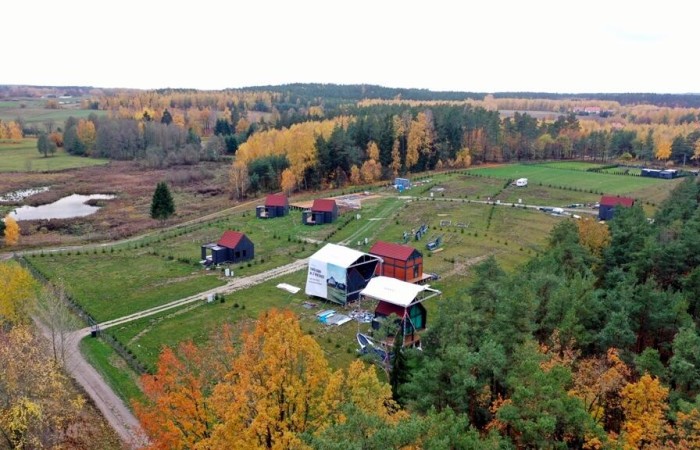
[515,178,528,187]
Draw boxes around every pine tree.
[150,182,175,223]
[390,328,408,403]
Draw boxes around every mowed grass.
[80,337,145,407]
[109,269,377,371]
[469,164,680,200]
[0,139,109,172]
[26,251,225,322]
[536,161,607,171]
[0,100,106,127]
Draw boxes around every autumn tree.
[76,119,97,156]
[390,138,401,177]
[150,182,175,223]
[0,325,86,449]
[577,217,611,257]
[619,374,668,449]
[656,139,672,161]
[349,164,362,185]
[280,168,297,195]
[138,310,404,449]
[35,283,79,366]
[3,215,20,246]
[229,160,250,199]
[0,261,36,326]
[37,132,56,157]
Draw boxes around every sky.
[2,0,696,94]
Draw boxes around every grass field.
[27,251,226,322]
[535,161,607,171]
[469,164,682,202]
[0,99,105,127]
[0,139,109,172]
[26,165,686,408]
[80,337,146,407]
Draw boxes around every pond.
[10,194,115,221]
[0,186,50,203]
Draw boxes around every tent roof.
[218,230,246,249]
[310,243,375,268]
[361,276,440,307]
[600,195,635,207]
[312,198,337,212]
[265,194,288,207]
[369,241,420,261]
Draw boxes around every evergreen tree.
[37,132,50,157]
[161,109,173,125]
[150,182,175,222]
[389,330,408,403]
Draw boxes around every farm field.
[0,139,109,172]
[0,99,105,127]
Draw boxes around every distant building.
[641,168,679,179]
[201,230,254,265]
[598,195,635,221]
[256,194,289,219]
[369,241,427,283]
[302,199,338,225]
[394,178,411,191]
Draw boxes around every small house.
[360,276,441,348]
[302,199,338,225]
[598,195,635,221]
[256,194,289,219]
[201,230,254,265]
[369,241,427,283]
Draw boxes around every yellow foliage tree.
[6,121,23,140]
[577,217,611,257]
[280,168,297,195]
[693,140,700,161]
[350,165,362,185]
[366,141,380,161]
[229,161,250,200]
[0,325,85,449]
[656,139,672,161]
[360,159,382,184]
[235,117,250,135]
[76,119,97,156]
[4,214,20,246]
[0,261,36,326]
[454,147,472,168]
[619,374,668,449]
[390,138,401,177]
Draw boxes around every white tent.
[360,276,441,307]
[305,243,382,305]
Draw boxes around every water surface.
[11,194,115,221]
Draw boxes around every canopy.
[360,276,441,307]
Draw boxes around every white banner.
[305,258,327,299]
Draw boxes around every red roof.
[312,198,336,212]
[218,230,246,249]
[369,241,420,261]
[375,301,407,318]
[265,194,288,207]
[600,195,635,208]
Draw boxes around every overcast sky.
[3,0,695,93]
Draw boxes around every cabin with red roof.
[256,194,289,219]
[369,241,425,283]
[201,230,254,265]
[302,198,338,225]
[598,195,635,221]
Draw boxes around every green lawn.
[0,139,109,172]
[536,161,607,171]
[469,164,680,200]
[26,251,226,322]
[80,336,145,407]
[0,100,105,127]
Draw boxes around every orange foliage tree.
[3,215,20,246]
[619,374,668,449]
[577,217,611,257]
[136,310,404,449]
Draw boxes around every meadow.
[25,164,682,408]
[0,98,105,127]
[0,139,109,172]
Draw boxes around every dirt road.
[32,257,311,449]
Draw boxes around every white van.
[515,178,528,187]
